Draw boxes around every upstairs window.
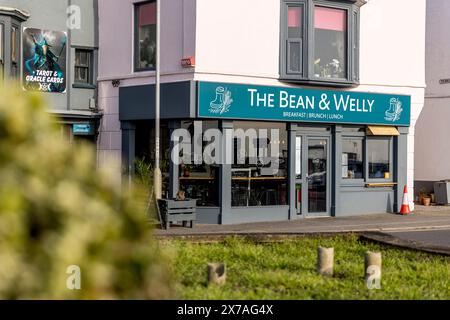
[281,0,361,87]
[135,1,156,71]
[0,23,4,80]
[286,5,303,74]
[11,26,18,78]
[11,26,18,63]
[74,49,94,85]
[314,6,347,79]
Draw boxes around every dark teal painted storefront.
[119,81,409,224]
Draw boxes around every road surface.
[386,228,450,248]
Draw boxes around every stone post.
[207,263,226,285]
[317,246,334,276]
[365,251,382,289]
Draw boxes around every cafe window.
[74,49,94,85]
[231,122,288,207]
[178,121,220,207]
[281,0,361,86]
[341,126,394,182]
[367,138,392,180]
[342,138,363,179]
[135,1,156,71]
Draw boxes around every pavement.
[155,205,450,236]
[155,205,450,255]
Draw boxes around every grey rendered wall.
[0,0,97,112]
[0,15,16,79]
[339,188,395,216]
[335,127,408,216]
[69,0,98,112]
[196,207,221,224]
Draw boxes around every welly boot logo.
[209,86,233,114]
[384,98,403,122]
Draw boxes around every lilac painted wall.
[97,0,196,176]
[98,0,196,80]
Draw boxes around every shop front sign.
[198,82,411,126]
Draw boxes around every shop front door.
[295,134,331,217]
[306,137,330,216]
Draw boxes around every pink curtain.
[288,7,301,28]
[314,6,346,31]
[139,2,156,26]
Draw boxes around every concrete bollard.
[207,263,226,285]
[365,251,382,289]
[317,246,334,276]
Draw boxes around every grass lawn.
[163,235,450,299]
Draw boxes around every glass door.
[306,137,329,216]
[295,136,302,215]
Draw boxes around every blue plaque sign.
[73,123,93,135]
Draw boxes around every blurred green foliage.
[0,84,174,299]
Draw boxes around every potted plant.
[421,190,432,206]
[418,187,428,205]
[182,164,191,177]
[180,161,192,177]
[430,192,436,204]
[422,196,431,206]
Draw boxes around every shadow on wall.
[414,97,450,198]
[414,181,434,199]
[386,193,392,213]
[414,106,435,198]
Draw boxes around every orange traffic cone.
[400,185,412,215]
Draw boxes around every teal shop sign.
[198,82,411,126]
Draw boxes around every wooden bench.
[157,199,197,230]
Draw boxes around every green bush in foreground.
[0,84,173,299]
